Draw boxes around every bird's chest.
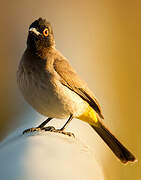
[17,64,70,118]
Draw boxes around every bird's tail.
[77,106,136,163]
[91,119,136,163]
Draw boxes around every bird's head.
[27,18,55,51]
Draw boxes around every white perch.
[0,120,105,180]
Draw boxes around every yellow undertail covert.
[77,105,98,125]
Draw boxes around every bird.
[17,17,136,164]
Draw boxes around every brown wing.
[53,58,104,119]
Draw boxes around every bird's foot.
[23,126,55,134]
[23,127,40,134]
[23,126,74,137]
[53,129,75,137]
[43,127,75,137]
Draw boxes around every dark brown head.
[27,18,55,52]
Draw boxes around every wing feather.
[53,58,104,119]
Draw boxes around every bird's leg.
[52,114,75,137]
[37,118,53,128]
[59,114,73,131]
[23,115,74,137]
[23,118,54,134]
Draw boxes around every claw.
[42,126,56,131]
[23,127,41,134]
[54,129,75,137]
[23,126,55,134]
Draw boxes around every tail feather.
[91,121,136,163]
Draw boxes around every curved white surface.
[0,120,105,180]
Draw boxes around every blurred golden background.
[0,0,140,179]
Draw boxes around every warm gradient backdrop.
[0,0,140,180]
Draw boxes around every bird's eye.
[43,28,49,37]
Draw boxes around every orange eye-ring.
[43,28,49,37]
